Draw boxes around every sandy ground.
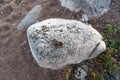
[0,0,120,80]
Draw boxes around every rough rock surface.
[27,18,106,69]
[59,0,111,19]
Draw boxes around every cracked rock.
[27,18,106,69]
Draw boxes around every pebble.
[105,71,120,80]
[74,65,88,80]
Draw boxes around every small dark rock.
[105,71,120,80]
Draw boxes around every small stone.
[27,18,106,69]
[17,5,41,30]
[112,71,120,80]
[105,71,120,80]
[74,65,88,79]
[81,14,89,22]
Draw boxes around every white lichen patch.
[27,18,106,69]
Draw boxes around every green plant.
[101,24,120,70]
[91,70,104,80]
[106,40,120,50]
[98,48,116,73]
[103,24,120,50]
[95,24,120,78]
[93,73,104,80]
[63,67,72,80]
[105,24,120,35]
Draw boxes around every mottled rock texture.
[59,0,111,19]
[27,18,106,69]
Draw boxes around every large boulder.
[27,18,106,69]
[59,0,111,19]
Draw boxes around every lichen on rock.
[27,18,106,69]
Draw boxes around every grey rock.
[0,0,9,3]
[59,0,111,19]
[105,75,116,80]
[81,14,89,22]
[27,18,106,69]
[105,71,120,80]
[4,0,9,3]
[74,65,88,80]
[14,0,22,5]
[112,71,120,80]
[17,5,41,30]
